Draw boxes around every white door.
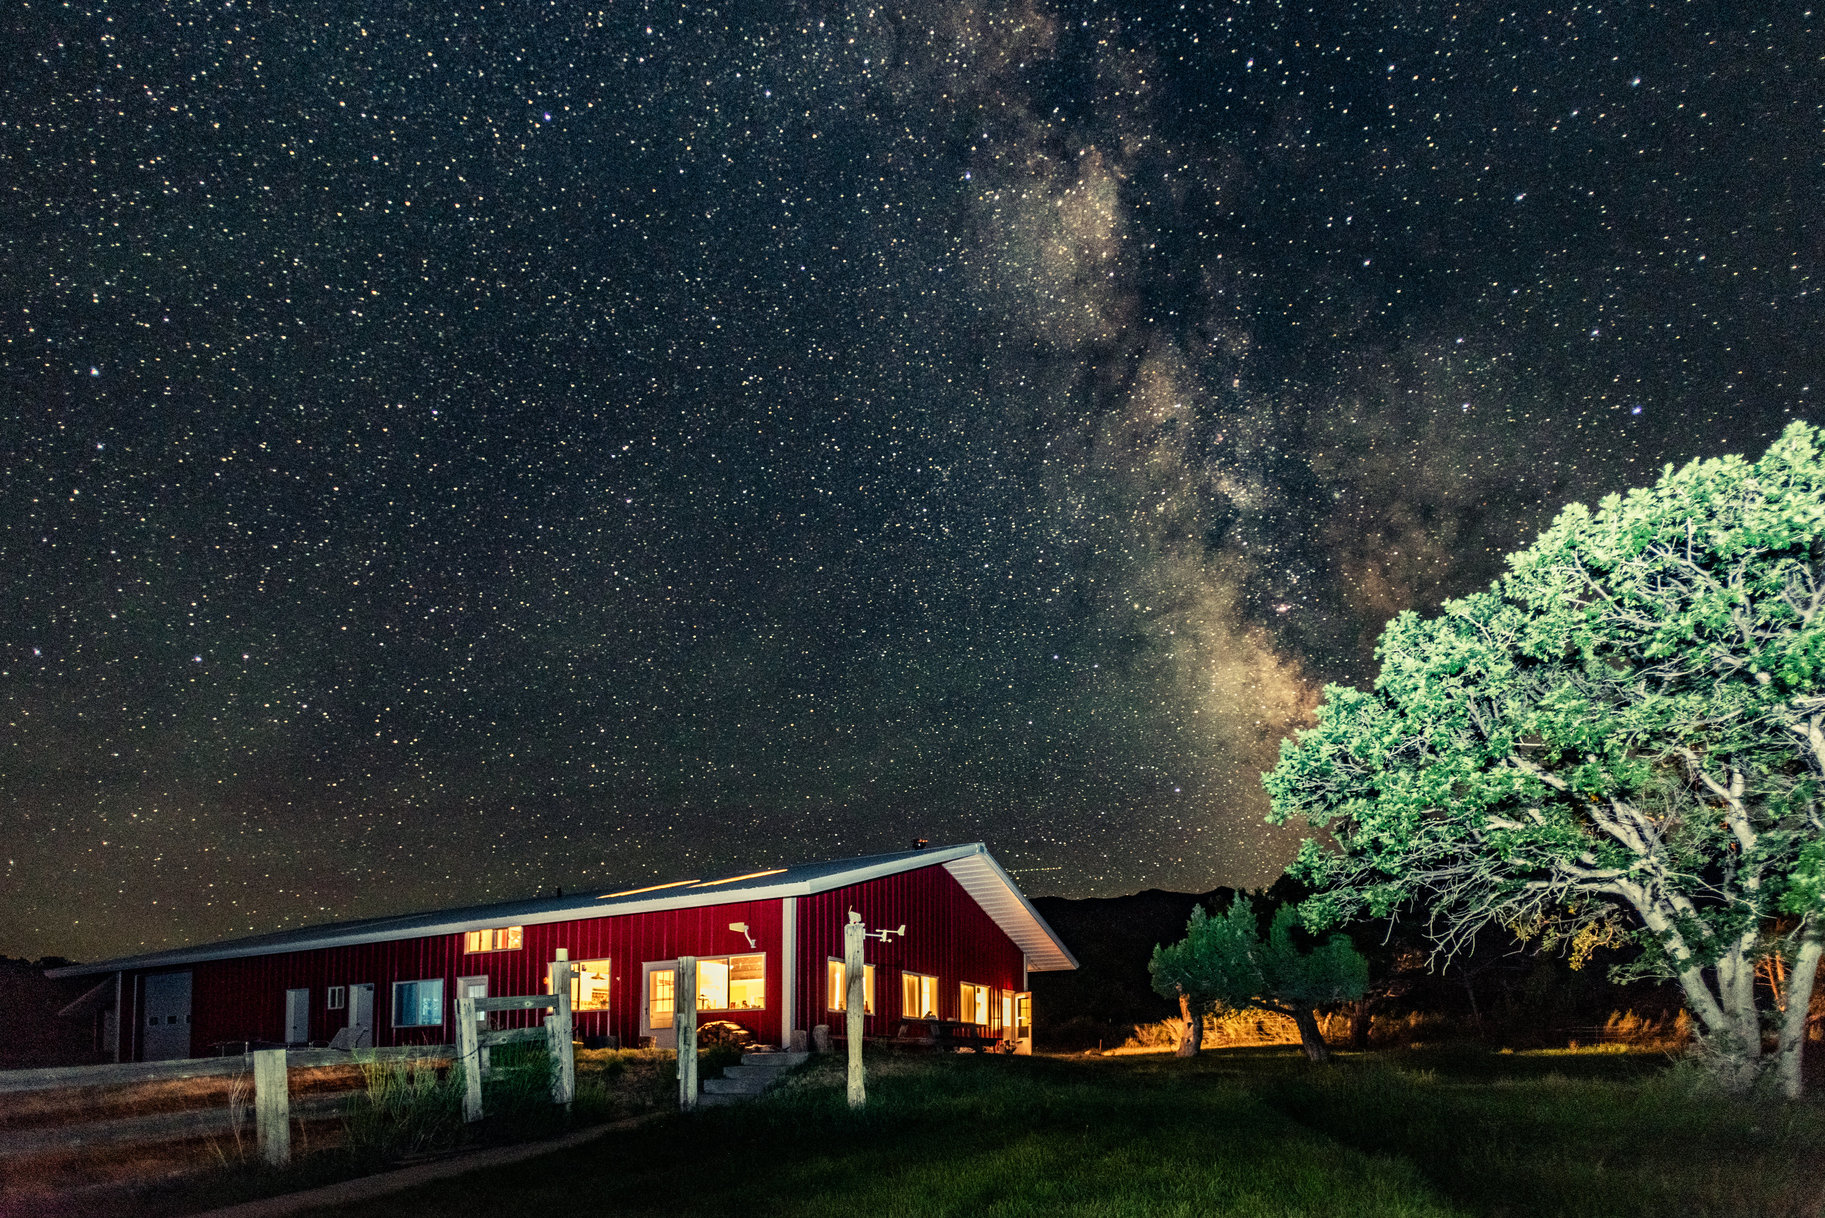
[457,976,489,1026]
[349,983,375,1046]
[285,988,311,1044]
[640,960,678,1049]
[142,972,192,1061]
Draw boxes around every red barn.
[48,842,1076,1062]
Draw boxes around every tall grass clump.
[341,1054,464,1163]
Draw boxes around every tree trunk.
[1628,887,1765,1092]
[1175,992,1203,1057]
[1288,1007,1331,1063]
[1348,999,1372,1051]
[1671,951,1764,1093]
[1776,918,1823,1099]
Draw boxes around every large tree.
[1266,422,1825,1095]
[1150,897,1368,1062]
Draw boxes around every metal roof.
[47,841,1078,978]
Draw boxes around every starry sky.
[2,0,1818,961]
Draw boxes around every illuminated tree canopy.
[1150,896,1368,1062]
[1267,422,1825,1095]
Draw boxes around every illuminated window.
[571,960,612,1012]
[646,955,765,1028]
[960,982,990,1026]
[725,954,767,1010]
[392,978,444,1028]
[695,954,766,1011]
[901,971,940,1020]
[826,959,876,1013]
[327,986,347,1011]
[463,926,523,953]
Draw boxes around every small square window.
[327,985,347,1011]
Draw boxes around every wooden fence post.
[456,993,483,1122]
[546,960,575,1106]
[844,913,866,1110]
[251,1048,290,1167]
[676,955,698,1111]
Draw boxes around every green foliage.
[1151,897,1369,1019]
[1265,421,1825,1090]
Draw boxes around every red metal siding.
[795,864,1026,1039]
[140,897,783,1059]
[118,861,1030,1060]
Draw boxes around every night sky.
[2,1,1818,961]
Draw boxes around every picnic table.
[893,1018,998,1053]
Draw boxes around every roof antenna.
[911,838,928,851]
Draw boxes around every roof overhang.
[941,850,1077,971]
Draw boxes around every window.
[392,978,445,1028]
[327,986,347,1011]
[571,960,612,1012]
[694,954,766,1011]
[901,971,940,1020]
[645,955,765,1028]
[463,925,523,953]
[960,982,990,1026]
[826,959,876,1014]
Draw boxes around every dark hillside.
[1030,887,1237,1050]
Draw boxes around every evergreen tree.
[1150,897,1369,1061]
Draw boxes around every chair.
[327,1025,374,1051]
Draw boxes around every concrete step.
[702,1075,772,1096]
[722,1062,796,1082]
[697,1091,740,1107]
[740,1050,808,1068]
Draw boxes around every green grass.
[301,1046,1825,1218]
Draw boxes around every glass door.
[640,960,677,1049]
[1013,991,1032,1056]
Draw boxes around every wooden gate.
[454,961,575,1122]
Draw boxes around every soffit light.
[597,879,700,900]
[695,868,787,887]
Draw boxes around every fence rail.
[0,1044,454,1171]
[0,1044,451,1097]
[1,958,580,1178]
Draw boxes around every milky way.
[2,1,1817,959]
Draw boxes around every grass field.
[288,1046,1825,1218]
